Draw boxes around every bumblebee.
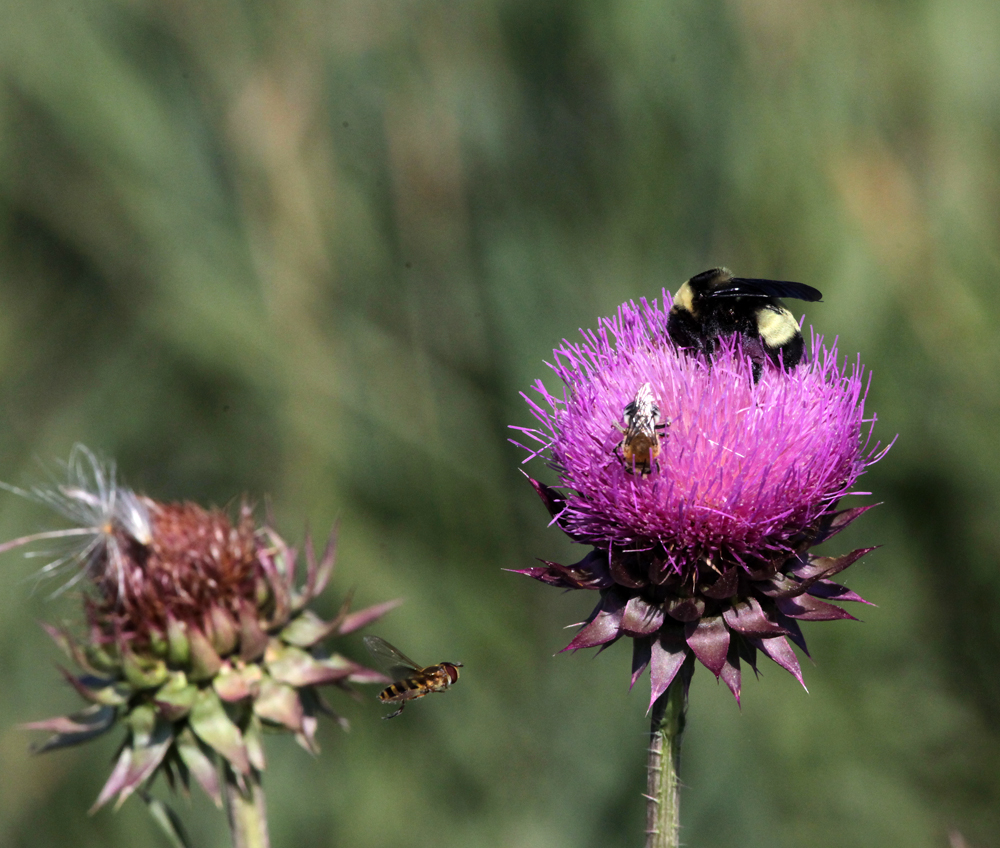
[667,268,823,381]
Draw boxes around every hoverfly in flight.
[363,636,463,719]
[616,382,669,477]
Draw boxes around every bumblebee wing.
[713,277,823,302]
[363,636,421,681]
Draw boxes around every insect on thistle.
[667,267,823,382]
[363,636,463,719]
[616,382,669,477]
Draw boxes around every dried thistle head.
[6,447,399,811]
[512,293,892,707]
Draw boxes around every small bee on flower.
[616,382,669,477]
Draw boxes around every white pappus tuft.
[0,445,153,600]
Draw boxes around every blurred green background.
[0,1,998,846]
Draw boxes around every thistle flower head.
[513,293,891,706]
[7,448,399,811]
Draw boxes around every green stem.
[645,680,686,848]
[224,766,271,848]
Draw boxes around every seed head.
[0,445,152,598]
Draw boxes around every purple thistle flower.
[512,293,891,708]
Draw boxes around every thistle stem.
[224,767,271,848]
[645,680,686,848]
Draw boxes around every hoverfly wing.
[363,635,422,681]
[721,278,823,302]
